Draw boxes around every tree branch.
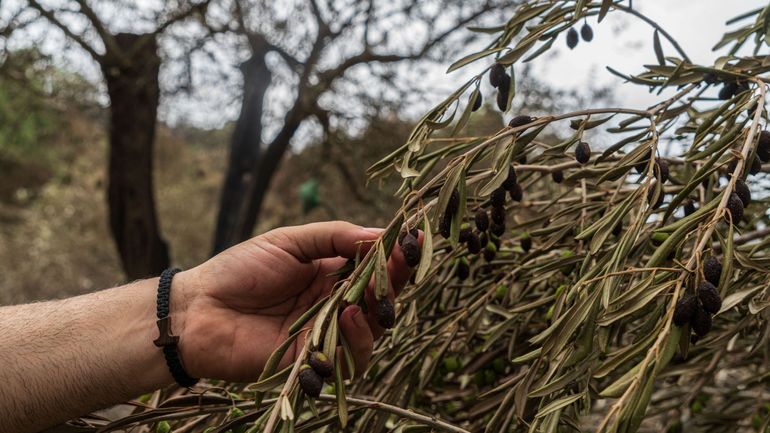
[318,394,471,433]
[26,0,101,60]
[72,0,122,56]
[154,0,212,36]
[316,3,494,85]
[308,0,331,37]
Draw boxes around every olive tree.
[83,1,770,432]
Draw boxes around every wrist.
[165,268,203,383]
[112,279,175,391]
[168,269,198,347]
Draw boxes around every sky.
[531,0,766,109]
[423,0,767,117]
[2,0,768,134]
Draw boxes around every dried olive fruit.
[447,189,460,216]
[475,209,489,232]
[575,141,591,164]
[566,27,579,49]
[673,294,698,327]
[750,155,762,175]
[727,192,744,225]
[698,281,722,314]
[496,78,510,111]
[635,150,652,174]
[735,179,751,206]
[551,170,564,183]
[458,225,473,243]
[490,187,507,207]
[647,184,664,209]
[299,365,323,398]
[490,219,505,236]
[520,235,531,253]
[691,305,712,337]
[400,232,421,267]
[483,242,497,262]
[455,258,470,281]
[757,130,770,162]
[490,205,506,225]
[718,82,738,100]
[703,72,717,84]
[466,232,482,254]
[439,213,452,238]
[580,23,593,42]
[509,183,523,202]
[655,158,670,184]
[479,231,489,248]
[508,115,533,129]
[472,91,483,111]
[683,199,697,216]
[488,63,506,88]
[703,256,722,286]
[501,166,517,191]
[736,81,750,95]
[375,298,395,329]
[758,144,770,163]
[398,225,419,246]
[308,351,334,378]
[725,159,738,178]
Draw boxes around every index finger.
[263,221,382,263]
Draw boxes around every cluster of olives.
[443,164,533,280]
[717,79,750,100]
[673,256,723,342]
[488,63,512,111]
[566,21,594,50]
[299,351,335,398]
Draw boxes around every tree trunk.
[101,33,169,280]
[211,50,272,255]
[233,113,303,243]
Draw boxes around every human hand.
[172,221,416,383]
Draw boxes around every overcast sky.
[4,1,768,133]
[421,0,766,116]
[530,0,766,108]
[180,0,767,130]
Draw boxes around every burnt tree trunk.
[101,33,169,280]
[233,111,303,243]
[212,49,272,254]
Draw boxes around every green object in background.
[299,178,320,214]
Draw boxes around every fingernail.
[350,306,368,328]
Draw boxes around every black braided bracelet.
[153,267,198,388]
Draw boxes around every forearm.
[0,278,180,433]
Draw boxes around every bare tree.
[210,0,503,254]
[25,0,210,279]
